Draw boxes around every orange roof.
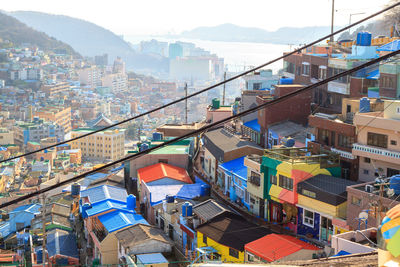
[137,163,193,184]
[245,234,320,262]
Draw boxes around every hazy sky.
[2,0,391,36]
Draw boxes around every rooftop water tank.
[127,194,136,210]
[279,78,293,85]
[71,183,81,197]
[357,32,372,46]
[186,202,193,217]
[200,184,210,196]
[166,195,175,203]
[182,202,188,217]
[152,132,163,141]
[282,137,295,147]
[212,98,220,109]
[390,175,400,195]
[139,143,149,152]
[359,97,371,113]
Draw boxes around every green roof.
[28,141,40,145]
[150,145,189,155]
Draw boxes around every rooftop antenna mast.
[222,72,226,106]
[330,0,335,42]
[185,82,188,124]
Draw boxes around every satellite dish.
[387,188,395,198]
[359,211,369,220]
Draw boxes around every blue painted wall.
[297,207,320,240]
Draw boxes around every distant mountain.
[9,11,168,73]
[176,23,340,44]
[337,20,388,41]
[0,11,79,56]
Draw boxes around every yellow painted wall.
[298,195,348,220]
[197,232,244,263]
[100,233,118,265]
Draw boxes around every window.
[158,159,168,164]
[229,248,239,258]
[302,63,310,76]
[338,134,354,149]
[319,66,327,80]
[391,140,397,146]
[351,196,361,206]
[203,234,207,244]
[253,82,262,90]
[245,190,250,203]
[303,209,314,227]
[270,175,277,185]
[367,132,388,148]
[302,189,316,198]
[397,107,400,114]
[249,171,261,187]
[364,157,371,163]
[318,129,331,145]
[279,175,293,191]
[363,169,369,175]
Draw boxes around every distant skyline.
[2,0,390,36]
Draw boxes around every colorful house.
[218,156,249,209]
[296,174,357,242]
[79,185,147,265]
[137,162,193,186]
[243,155,266,219]
[244,234,321,263]
[261,147,340,232]
[196,213,271,263]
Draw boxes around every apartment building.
[77,66,102,88]
[14,118,65,145]
[353,100,400,181]
[0,128,14,145]
[70,128,125,161]
[41,82,71,96]
[101,73,128,92]
[35,106,72,133]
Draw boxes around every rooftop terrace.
[264,147,340,166]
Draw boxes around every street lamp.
[349,12,366,34]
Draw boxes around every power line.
[1,1,399,165]
[1,48,399,210]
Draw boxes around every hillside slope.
[0,11,79,56]
[10,11,168,72]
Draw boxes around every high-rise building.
[112,57,126,74]
[35,106,72,133]
[95,54,108,66]
[77,66,101,88]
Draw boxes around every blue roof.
[85,200,131,217]
[147,176,208,206]
[377,40,400,52]
[80,184,127,204]
[11,204,41,214]
[136,253,168,264]
[98,210,148,233]
[46,229,79,259]
[0,222,10,238]
[366,69,380,80]
[219,156,247,180]
[243,119,261,132]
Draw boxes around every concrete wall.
[331,228,377,254]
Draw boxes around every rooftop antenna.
[222,72,226,106]
[185,82,188,124]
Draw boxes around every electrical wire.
[1,48,399,210]
[1,1,400,165]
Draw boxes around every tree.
[384,0,400,34]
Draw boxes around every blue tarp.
[98,210,148,233]
[377,40,400,52]
[219,156,247,180]
[366,69,380,80]
[332,250,351,257]
[243,119,261,132]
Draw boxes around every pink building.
[353,100,400,182]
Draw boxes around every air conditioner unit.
[365,184,374,193]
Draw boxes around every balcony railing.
[352,143,400,159]
[330,148,356,160]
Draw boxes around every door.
[320,216,333,242]
[259,200,265,219]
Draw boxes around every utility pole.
[330,0,335,43]
[41,195,46,267]
[377,183,384,225]
[222,72,226,106]
[184,83,188,124]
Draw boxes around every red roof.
[245,234,319,262]
[137,163,193,184]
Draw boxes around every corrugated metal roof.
[136,253,168,264]
[85,200,130,217]
[243,119,261,132]
[80,184,127,204]
[98,210,148,233]
[46,229,79,259]
[377,40,400,52]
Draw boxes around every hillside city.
[1,3,400,267]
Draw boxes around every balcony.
[352,143,400,164]
[330,147,356,160]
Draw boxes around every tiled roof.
[137,163,192,184]
[98,210,148,233]
[115,224,171,248]
[245,234,319,262]
[80,185,127,204]
[196,213,271,251]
